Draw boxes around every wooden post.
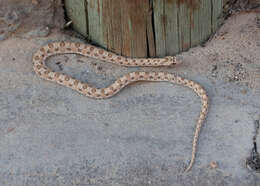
[65,0,223,58]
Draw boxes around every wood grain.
[65,0,224,58]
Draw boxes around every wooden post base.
[65,0,223,58]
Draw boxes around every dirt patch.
[0,0,64,40]
[202,11,260,89]
[223,0,260,18]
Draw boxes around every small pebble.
[97,66,102,71]
[7,128,15,133]
[209,161,218,169]
[31,0,39,5]
[241,89,247,95]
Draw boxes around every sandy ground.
[0,12,260,185]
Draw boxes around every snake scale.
[32,41,209,172]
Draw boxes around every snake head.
[163,56,181,66]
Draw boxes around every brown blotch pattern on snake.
[32,41,208,173]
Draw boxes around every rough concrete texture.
[0,0,64,41]
[223,0,260,21]
[0,11,260,185]
[227,0,260,10]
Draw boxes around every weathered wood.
[165,0,179,55]
[146,1,156,57]
[64,0,87,37]
[65,0,224,58]
[178,0,191,51]
[190,1,201,47]
[119,0,150,57]
[102,0,122,54]
[153,0,166,57]
[212,0,224,32]
[87,0,104,46]
[199,0,212,42]
[85,0,151,57]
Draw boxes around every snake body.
[32,41,209,172]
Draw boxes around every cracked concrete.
[0,11,260,185]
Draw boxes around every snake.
[32,41,209,172]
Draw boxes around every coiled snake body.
[32,41,209,172]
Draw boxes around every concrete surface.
[0,12,260,185]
